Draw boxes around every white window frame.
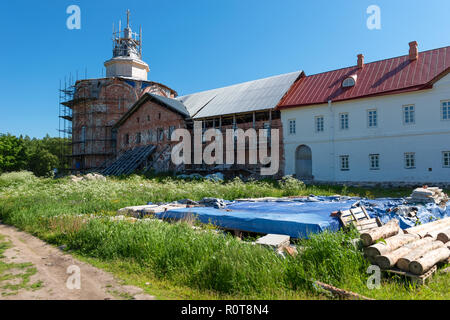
[441,100,450,121]
[443,151,450,168]
[403,104,415,125]
[315,116,324,133]
[369,154,380,170]
[340,155,349,171]
[367,109,378,128]
[404,152,416,169]
[339,113,349,130]
[288,119,296,135]
[342,77,356,88]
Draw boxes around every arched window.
[342,75,357,88]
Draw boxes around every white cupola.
[104,10,150,80]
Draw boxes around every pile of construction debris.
[361,217,450,283]
[406,186,448,205]
[69,173,106,182]
[117,197,228,218]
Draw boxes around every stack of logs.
[361,218,450,276]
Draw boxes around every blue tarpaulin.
[155,196,450,239]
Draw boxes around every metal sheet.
[177,71,302,118]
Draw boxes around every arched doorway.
[295,145,313,180]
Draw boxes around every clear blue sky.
[1,0,449,138]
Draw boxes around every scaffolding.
[58,76,74,175]
[59,75,138,174]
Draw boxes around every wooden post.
[360,219,400,247]
[409,247,450,275]
[375,238,433,269]
[396,241,445,271]
[404,217,450,238]
[437,228,450,243]
[364,234,419,257]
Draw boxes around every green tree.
[27,148,59,177]
[0,134,27,173]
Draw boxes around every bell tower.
[104,10,150,80]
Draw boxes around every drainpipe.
[328,100,336,182]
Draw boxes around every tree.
[0,133,71,177]
[27,148,59,177]
[0,134,27,173]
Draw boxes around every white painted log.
[396,241,445,271]
[364,234,419,257]
[437,228,450,244]
[375,238,433,269]
[409,247,450,275]
[360,219,400,247]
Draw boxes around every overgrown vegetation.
[0,171,448,299]
[0,134,70,177]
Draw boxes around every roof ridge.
[305,45,450,78]
[177,70,302,98]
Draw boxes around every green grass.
[0,171,448,300]
[0,234,43,296]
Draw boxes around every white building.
[279,42,450,185]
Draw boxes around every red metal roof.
[278,46,450,109]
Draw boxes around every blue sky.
[1,0,449,138]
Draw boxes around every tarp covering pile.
[156,196,450,239]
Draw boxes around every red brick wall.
[70,78,175,172]
[116,100,187,172]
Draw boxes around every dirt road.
[0,223,154,300]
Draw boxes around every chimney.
[357,54,364,69]
[409,41,418,61]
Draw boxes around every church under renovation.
[61,12,450,185]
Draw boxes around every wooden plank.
[384,265,437,285]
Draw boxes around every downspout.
[328,100,336,182]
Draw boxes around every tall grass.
[0,171,447,299]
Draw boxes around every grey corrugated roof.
[176,71,302,119]
[148,93,190,117]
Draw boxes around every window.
[443,151,450,168]
[263,123,271,139]
[369,154,380,170]
[404,153,416,169]
[136,132,142,144]
[288,119,296,135]
[147,115,150,121]
[442,101,450,120]
[125,133,130,145]
[315,116,324,132]
[81,126,86,143]
[137,117,140,124]
[367,109,377,128]
[342,76,356,88]
[340,113,349,130]
[403,105,415,124]
[157,128,164,142]
[148,130,153,143]
[169,126,176,140]
[340,155,349,171]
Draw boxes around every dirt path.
[0,223,155,300]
